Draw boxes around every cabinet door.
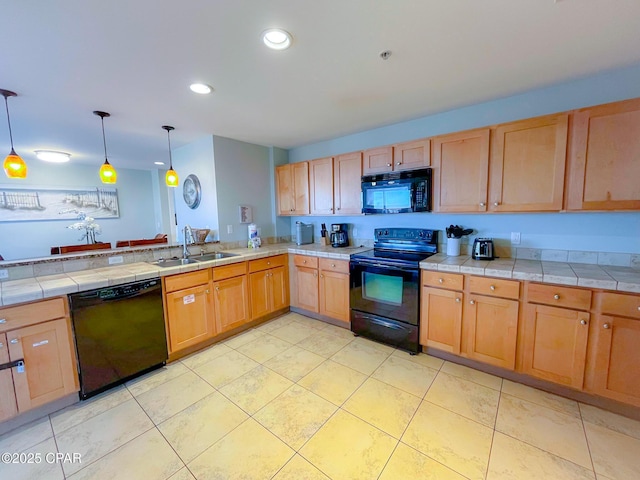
[363,146,393,174]
[319,270,350,324]
[214,275,250,333]
[292,162,310,215]
[296,266,319,313]
[309,157,334,215]
[393,139,430,171]
[270,266,289,312]
[0,333,18,421]
[8,318,78,411]
[420,287,463,354]
[589,315,640,406]
[522,304,589,389]
[567,98,640,210]
[249,270,270,320]
[334,152,362,214]
[465,294,518,369]
[489,114,568,212]
[433,129,490,212]
[166,284,215,353]
[276,164,294,215]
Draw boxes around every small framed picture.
[239,205,253,223]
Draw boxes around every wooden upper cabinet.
[433,129,490,212]
[393,139,430,171]
[566,98,640,211]
[334,152,363,215]
[309,157,334,215]
[363,146,393,174]
[276,162,309,215]
[489,114,568,212]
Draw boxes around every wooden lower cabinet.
[0,333,18,421]
[295,266,319,313]
[165,284,215,353]
[420,286,463,354]
[589,314,640,406]
[214,275,250,333]
[319,270,349,323]
[522,304,590,389]
[465,294,518,369]
[249,266,288,319]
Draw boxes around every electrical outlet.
[511,232,521,245]
[227,225,233,234]
[108,256,124,265]
[0,269,8,279]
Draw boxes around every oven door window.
[362,271,403,305]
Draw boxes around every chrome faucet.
[183,225,193,259]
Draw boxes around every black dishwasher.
[69,278,168,399]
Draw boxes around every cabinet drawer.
[294,255,318,268]
[469,276,520,300]
[164,269,210,293]
[249,255,286,273]
[319,258,349,274]
[212,262,247,281]
[527,283,591,311]
[599,292,640,319]
[422,271,463,290]
[0,297,67,332]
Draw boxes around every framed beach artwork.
[0,185,120,222]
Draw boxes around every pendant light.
[1,89,27,179]
[93,111,117,184]
[162,125,179,187]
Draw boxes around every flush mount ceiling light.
[93,111,117,184]
[262,28,292,50]
[1,88,27,179]
[154,161,165,165]
[162,125,179,187]
[35,150,71,163]
[189,83,213,94]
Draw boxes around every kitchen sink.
[191,252,240,262]
[151,258,199,268]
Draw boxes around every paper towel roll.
[248,223,258,239]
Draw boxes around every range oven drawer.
[351,310,419,353]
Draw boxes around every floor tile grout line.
[578,403,601,478]
[483,387,504,480]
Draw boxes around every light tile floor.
[1,311,639,480]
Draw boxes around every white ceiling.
[1,0,640,171]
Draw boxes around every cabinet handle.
[637,306,640,311]
[206,289,210,294]
[0,342,4,348]
[267,261,271,265]
[314,272,318,277]
[10,338,19,344]
[554,294,560,300]
[320,274,324,278]
[331,263,336,267]
[603,323,610,329]
[438,278,444,284]
[396,162,401,166]
[0,318,6,324]
[470,300,475,305]
[455,298,461,303]
[493,202,499,206]
[580,319,588,325]
[215,286,220,291]
[386,163,391,167]
[490,285,496,291]
[479,202,485,207]
[337,207,341,211]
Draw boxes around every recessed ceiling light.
[189,83,213,94]
[262,29,292,50]
[154,161,165,165]
[35,150,71,163]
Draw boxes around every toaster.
[472,238,495,260]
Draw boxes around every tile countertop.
[0,243,369,307]
[420,254,640,294]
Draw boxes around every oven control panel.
[374,228,437,244]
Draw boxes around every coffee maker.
[330,223,349,247]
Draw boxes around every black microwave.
[361,168,432,214]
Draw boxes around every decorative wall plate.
[183,174,201,209]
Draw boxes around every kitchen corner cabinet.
[249,255,289,320]
[164,270,215,353]
[276,162,310,215]
[566,98,640,211]
[432,128,490,212]
[319,258,350,324]
[309,157,334,215]
[587,292,640,406]
[0,297,79,421]
[334,152,363,214]
[420,272,464,354]
[489,114,568,212]
[213,263,250,333]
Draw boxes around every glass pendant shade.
[162,125,178,187]
[99,159,117,184]
[1,89,27,179]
